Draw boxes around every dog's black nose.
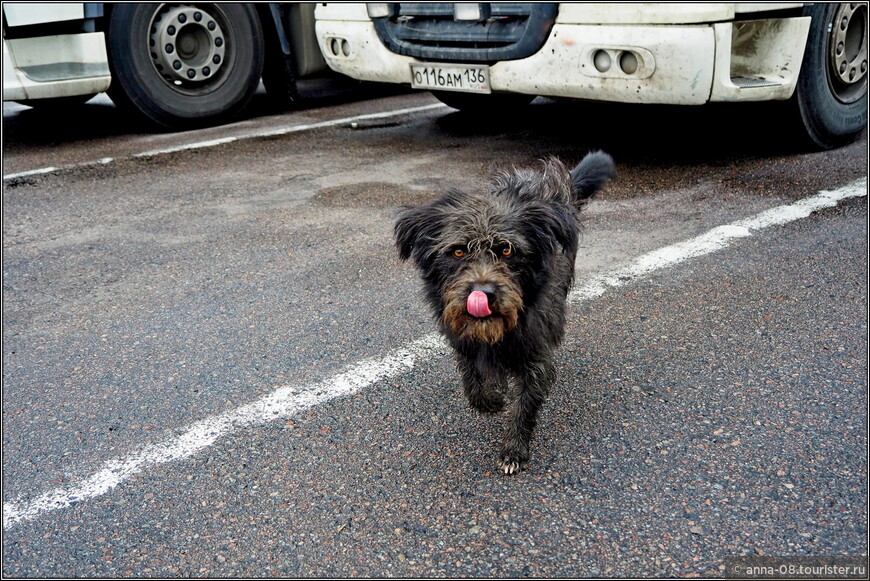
[472,284,497,303]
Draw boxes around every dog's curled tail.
[570,151,616,209]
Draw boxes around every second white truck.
[315,2,868,149]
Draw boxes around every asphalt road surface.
[3,83,867,577]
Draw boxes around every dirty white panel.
[556,3,734,24]
[3,3,85,27]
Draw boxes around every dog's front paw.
[497,453,528,475]
[468,393,505,414]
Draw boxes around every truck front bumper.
[316,16,809,105]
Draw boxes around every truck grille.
[371,3,558,63]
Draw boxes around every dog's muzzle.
[442,262,523,344]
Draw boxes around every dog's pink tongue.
[467,291,492,318]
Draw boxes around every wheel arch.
[260,3,327,78]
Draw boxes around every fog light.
[341,39,351,57]
[454,3,490,21]
[330,38,340,56]
[367,3,396,19]
[593,50,611,73]
[619,51,638,75]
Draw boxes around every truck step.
[731,76,782,88]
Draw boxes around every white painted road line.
[2,332,446,529]
[2,178,866,529]
[569,179,868,303]
[2,103,447,182]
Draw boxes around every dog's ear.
[523,202,579,258]
[394,202,444,263]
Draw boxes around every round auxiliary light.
[620,51,639,75]
[593,50,611,73]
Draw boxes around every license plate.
[410,64,491,94]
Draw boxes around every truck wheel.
[432,91,535,114]
[106,3,264,128]
[791,2,867,149]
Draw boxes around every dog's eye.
[500,245,512,257]
[453,248,466,258]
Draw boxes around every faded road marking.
[2,103,447,182]
[570,179,867,302]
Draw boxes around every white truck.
[3,3,327,127]
[315,2,867,149]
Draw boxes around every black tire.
[106,3,264,128]
[432,91,535,114]
[791,2,868,150]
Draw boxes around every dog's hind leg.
[457,355,506,414]
[498,359,556,475]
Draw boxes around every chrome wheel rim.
[828,3,868,103]
[149,4,228,91]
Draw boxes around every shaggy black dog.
[395,151,615,474]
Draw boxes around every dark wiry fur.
[395,151,615,474]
